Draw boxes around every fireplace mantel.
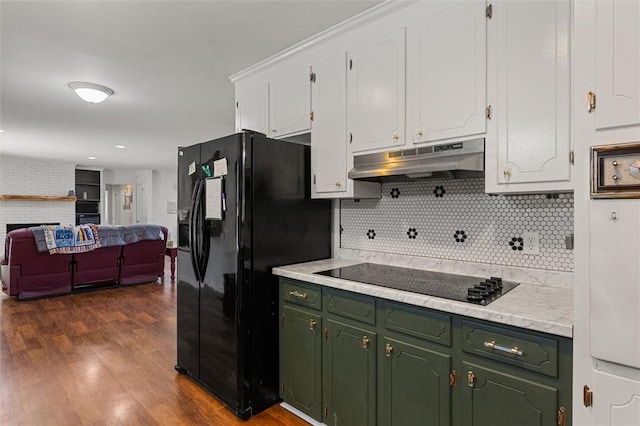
[0,194,77,202]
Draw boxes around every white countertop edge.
[273,259,573,339]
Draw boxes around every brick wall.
[0,156,76,250]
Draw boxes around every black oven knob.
[475,283,494,295]
[466,288,484,301]
[484,280,499,292]
[490,277,504,289]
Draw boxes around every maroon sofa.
[1,225,168,300]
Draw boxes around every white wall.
[0,156,76,249]
[104,166,176,240]
[151,168,177,243]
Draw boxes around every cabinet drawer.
[281,278,321,310]
[325,289,376,325]
[381,301,452,347]
[462,320,559,377]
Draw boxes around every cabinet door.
[592,369,640,426]
[280,305,323,420]
[236,84,268,135]
[588,200,640,368]
[594,0,640,131]
[269,66,311,138]
[407,1,486,145]
[462,362,559,426]
[380,337,452,426]
[486,0,572,191]
[348,28,405,153]
[311,53,348,195]
[323,318,376,426]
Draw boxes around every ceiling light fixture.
[116,145,126,149]
[69,82,114,104]
[88,156,97,160]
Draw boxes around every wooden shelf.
[0,195,77,202]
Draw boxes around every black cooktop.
[315,263,519,305]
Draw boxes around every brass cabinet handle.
[309,319,316,330]
[484,340,523,356]
[467,371,475,387]
[288,290,308,300]
[385,343,393,357]
[335,182,342,188]
[362,336,370,349]
[503,170,512,178]
[416,129,424,138]
[392,133,400,141]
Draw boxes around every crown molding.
[229,0,418,82]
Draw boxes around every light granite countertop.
[273,258,573,339]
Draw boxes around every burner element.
[315,263,519,305]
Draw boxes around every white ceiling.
[0,0,381,170]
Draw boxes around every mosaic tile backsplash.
[340,178,574,272]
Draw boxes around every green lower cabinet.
[380,337,452,426]
[323,317,377,426]
[280,305,323,420]
[461,361,559,426]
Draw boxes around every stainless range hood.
[348,138,485,182]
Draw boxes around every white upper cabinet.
[485,0,572,193]
[347,28,406,153]
[236,84,268,135]
[407,1,487,145]
[594,0,640,131]
[269,66,312,138]
[311,53,381,199]
[312,54,348,196]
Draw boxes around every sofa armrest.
[1,264,21,297]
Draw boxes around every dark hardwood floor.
[0,263,308,425]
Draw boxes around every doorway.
[105,184,135,225]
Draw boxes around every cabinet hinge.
[486,105,492,119]
[324,327,328,341]
[588,91,596,113]
[583,385,593,407]
[280,313,285,325]
[557,407,566,426]
[310,111,314,121]
[310,72,316,83]
[486,4,493,19]
[324,405,328,417]
[313,174,316,185]
[449,370,457,387]
[570,150,575,165]
[349,59,353,70]
[349,133,353,144]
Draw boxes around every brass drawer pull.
[309,319,316,330]
[362,336,370,349]
[288,290,308,300]
[385,343,393,357]
[484,340,523,356]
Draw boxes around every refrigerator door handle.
[196,188,210,281]
[193,179,207,281]
[189,180,202,282]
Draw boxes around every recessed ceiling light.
[0,129,4,133]
[88,156,97,160]
[69,82,114,104]
[116,145,126,149]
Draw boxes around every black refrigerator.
[175,131,331,419]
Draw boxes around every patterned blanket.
[41,224,101,254]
